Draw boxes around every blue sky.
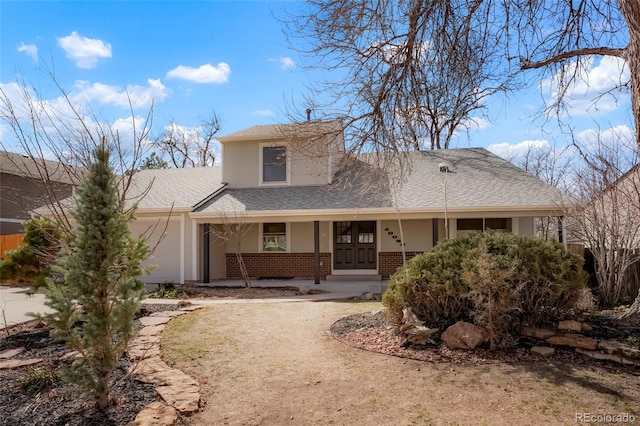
[0,1,634,163]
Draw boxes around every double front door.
[333,221,376,269]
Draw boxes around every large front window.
[263,222,287,251]
[262,146,287,183]
[457,218,512,237]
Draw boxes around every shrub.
[0,218,62,288]
[382,232,587,346]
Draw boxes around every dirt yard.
[161,301,639,426]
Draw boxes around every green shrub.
[0,218,62,288]
[14,365,60,395]
[382,232,587,346]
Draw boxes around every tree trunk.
[619,0,640,147]
[621,292,640,320]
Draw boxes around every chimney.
[306,108,312,122]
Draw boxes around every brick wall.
[379,251,422,279]
[226,252,332,279]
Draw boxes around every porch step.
[326,274,382,282]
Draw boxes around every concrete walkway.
[141,291,364,306]
[0,285,53,328]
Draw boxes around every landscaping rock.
[581,322,593,332]
[0,347,25,359]
[132,401,178,426]
[138,325,166,336]
[546,334,598,350]
[140,316,172,327]
[156,384,200,413]
[531,346,555,358]
[575,348,624,364]
[61,351,82,362]
[598,340,627,355]
[176,300,192,308]
[519,326,555,340]
[150,311,187,318]
[297,286,311,295]
[558,320,583,332]
[441,321,488,350]
[178,305,203,312]
[0,358,43,370]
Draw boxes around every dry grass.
[161,302,639,425]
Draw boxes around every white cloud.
[543,56,630,116]
[57,31,112,69]
[17,43,38,61]
[487,139,551,161]
[71,78,168,109]
[575,124,635,149]
[166,63,231,84]
[269,57,296,70]
[254,109,274,116]
[460,116,491,131]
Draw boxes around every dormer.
[217,120,345,189]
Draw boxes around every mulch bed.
[0,304,178,426]
[329,309,640,372]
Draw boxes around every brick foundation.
[379,251,422,279]
[226,252,332,279]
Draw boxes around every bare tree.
[285,1,639,148]
[0,76,155,237]
[153,112,221,168]
[517,143,574,240]
[565,132,640,309]
[284,0,509,153]
[208,213,254,288]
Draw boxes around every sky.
[0,1,634,164]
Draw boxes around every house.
[0,151,75,236]
[117,121,568,285]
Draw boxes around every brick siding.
[226,252,332,279]
[378,251,422,279]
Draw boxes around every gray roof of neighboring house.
[217,120,343,142]
[194,148,567,214]
[127,166,223,211]
[0,151,80,185]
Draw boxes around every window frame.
[259,142,290,186]
[260,222,290,252]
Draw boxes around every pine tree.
[41,142,150,409]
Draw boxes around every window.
[263,223,287,251]
[335,221,352,244]
[262,146,287,183]
[457,218,512,237]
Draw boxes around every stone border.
[129,305,204,426]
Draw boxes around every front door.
[333,221,377,269]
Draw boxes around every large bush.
[382,232,587,346]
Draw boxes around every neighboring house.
[35,121,569,284]
[0,151,74,235]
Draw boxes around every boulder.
[297,286,311,295]
[531,346,555,358]
[546,334,598,350]
[519,326,555,340]
[441,321,488,350]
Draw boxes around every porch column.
[557,216,564,245]
[314,220,320,284]
[432,218,439,247]
[203,223,210,283]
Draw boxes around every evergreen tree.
[41,142,150,409]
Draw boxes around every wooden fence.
[0,233,25,258]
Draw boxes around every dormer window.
[260,144,289,185]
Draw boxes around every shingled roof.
[193,148,567,215]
